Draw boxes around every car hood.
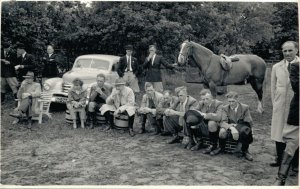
[63,69,110,84]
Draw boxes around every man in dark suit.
[1,42,19,103]
[117,45,140,93]
[15,43,35,82]
[41,45,61,83]
[143,45,175,92]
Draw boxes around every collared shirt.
[126,55,132,71]
[22,52,27,58]
[48,53,53,58]
[180,97,188,112]
[151,54,156,66]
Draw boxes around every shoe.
[104,126,111,131]
[129,129,135,137]
[202,145,214,154]
[191,142,204,151]
[167,136,181,144]
[210,147,223,156]
[152,129,161,135]
[161,131,171,136]
[270,161,280,167]
[185,139,195,150]
[243,151,253,161]
[9,113,23,118]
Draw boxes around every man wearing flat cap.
[184,89,223,153]
[10,71,41,129]
[164,86,198,144]
[100,78,136,136]
[117,45,141,93]
[15,42,36,82]
[220,91,254,161]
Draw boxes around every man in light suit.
[270,41,298,167]
[143,45,175,92]
[100,78,136,137]
[117,45,141,93]
[137,82,163,134]
[164,86,198,144]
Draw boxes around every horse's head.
[178,40,192,66]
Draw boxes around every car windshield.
[73,58,110,70]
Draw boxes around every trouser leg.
[271,141,287,167]
[104,111,114,129]
[275,152,294,186]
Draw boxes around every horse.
[177,40,267,113]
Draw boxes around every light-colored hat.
[175,86,187,95]
[23,71,34,78]
[114,78,126,86]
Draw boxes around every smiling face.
[282,42,298,62]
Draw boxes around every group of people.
[1,42,61,104]
[3,41,299,185]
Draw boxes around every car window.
[91,59,110,70]
[73,58,111,70]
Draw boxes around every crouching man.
[184,89,223,153]
[164,86,198,144]
[137,82,163,134]
[100,78,136,137]
[87,73,113,129]
[219,91,254,161]
[9,71,41,129]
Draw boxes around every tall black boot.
[1,93,5,103]
[241,143,253,161]
[89,112,96,129]
[128,115,135,137]
[275,152,294,186]
[104,112,114,131]
[270,142,286,167]
[203,131,218,154]
[139,114,146,134]
[291,148,299,172]
[13,93,18,107]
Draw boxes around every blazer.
[196,99,223,122]
[143,54,173,82]
[41,53,60,77]
[156,96,178,118]
[1,48,17,78]
[171,95,199,112]
[287,61,299,126]
[16,53,35,80]
[221,103,253,128]
[117,55,140,77]
[89,82,113,103]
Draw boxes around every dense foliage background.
[1,1,298,70]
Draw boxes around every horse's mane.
[190,41,214,55]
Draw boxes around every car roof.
[76,54,120,62]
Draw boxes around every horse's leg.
[249,77,264,113]
[208,81,217,98]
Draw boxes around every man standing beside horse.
[270,41,298,168]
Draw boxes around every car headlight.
[43,83,50,91]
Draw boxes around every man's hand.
[114,109,121,117]
[15,65,21,70]
[96,88,104,95]
[22,93,31,99]
[230,126,239,140]
[147,53,154,61]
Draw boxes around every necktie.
[151,56,155,66]
[288,62,291,73]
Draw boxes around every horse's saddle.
[220,54,239,71]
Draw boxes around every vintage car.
[43,54,120,104]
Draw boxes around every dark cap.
[16,42,26,50]
[125,45,133,51]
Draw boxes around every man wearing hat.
[100,78,136,136]
[15,43,35,82]
[164,86,198,144]
[1,42,19,103]
[184,89,223,153]
[219,91,254,161]
[9,71,41,129]
[117,45,141,93]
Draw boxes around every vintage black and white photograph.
[1,0,299,187]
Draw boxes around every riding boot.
[139,115,146,134]
[104,112,114,131]
[275,152,294,186]
[203,131,218,154]
[13,93,18,107]
[1,93,5,103]
[128,115,135,137]
[89,112,95,129]
[270,142,286,167]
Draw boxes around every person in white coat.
[270,41,298,167]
